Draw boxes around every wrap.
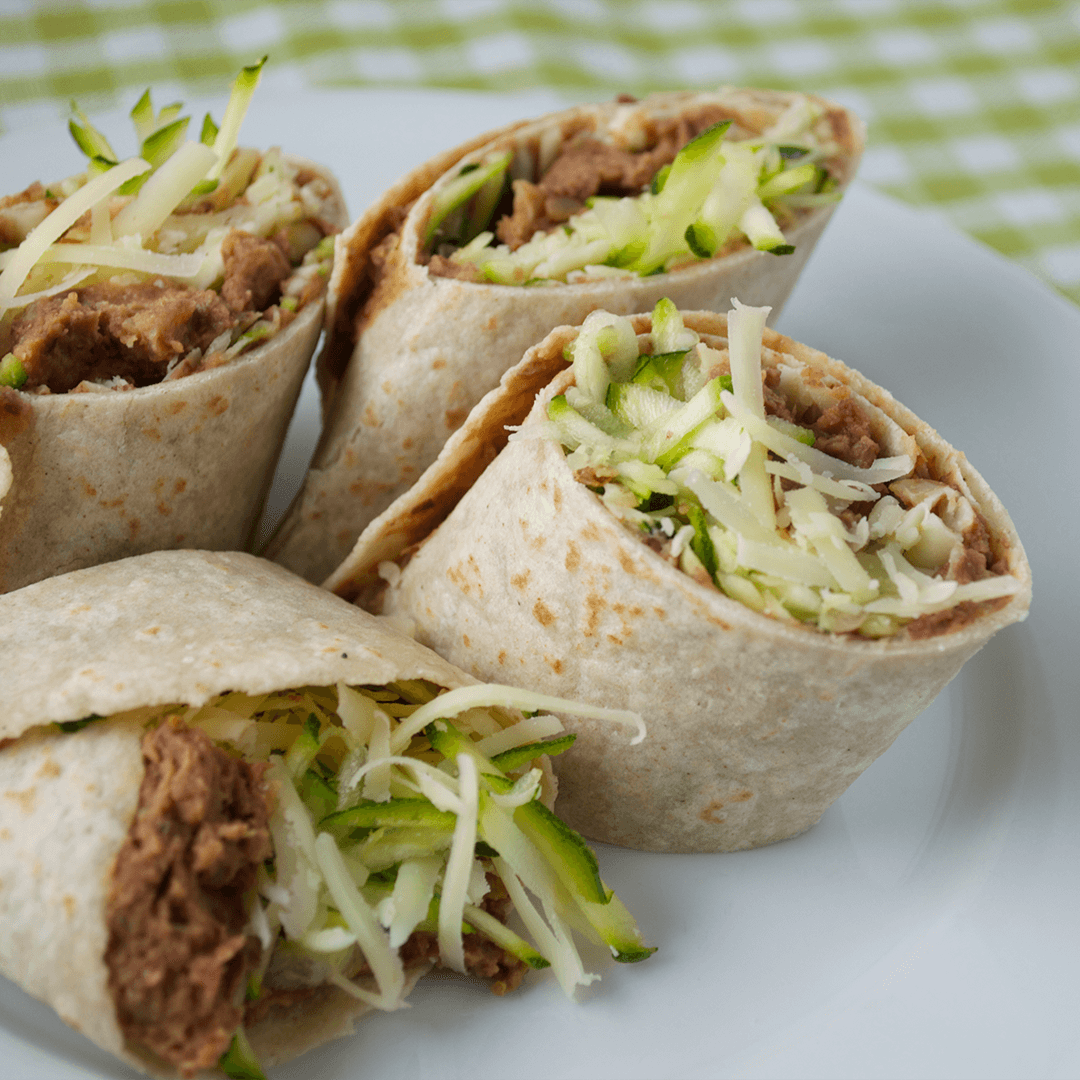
[0,102,348,593]
[0,550,650,1077]
[267,87,864,583]
[327,308,1031,854]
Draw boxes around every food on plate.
[0,550,651,1079]
[266,87,864,584]
[0,61,347,592]
[327,301,1031,854]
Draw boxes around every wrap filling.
[423,91,855,285]
[542,299,1021,637]
[79,679,651,1078]
[0,61,340,394]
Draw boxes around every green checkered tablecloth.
[2,0,1079,306]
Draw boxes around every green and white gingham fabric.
[2,0,1079,306]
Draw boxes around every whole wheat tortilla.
[328,311,1032,854]
[266,89,865,584]
[0,549,493,1077]
[0,158,348,596]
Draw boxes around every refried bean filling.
[105,720,526,1075]
[7,229,304,394]
[428,105,735,282]
[105,721,270,1078]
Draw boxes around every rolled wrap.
[0,550,519,1077]
[266,88,864,584]
[0,159,348,595]
[327,311,1031,854]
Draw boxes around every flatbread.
[328,311,1032,853]
[266,89,865,584]
[0,158,348,595]
[0,549,486,1077]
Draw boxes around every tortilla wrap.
[0,549,648,1076]
[266,88,864,584]
[328,310,1031,854]
[0,550,469,1076]
[0,159,348,595]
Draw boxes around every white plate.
[1,88,1077,1080]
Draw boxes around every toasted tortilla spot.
[581,521,602,542]
[205,395,228,417]
[547,657,563,674]
[510,570,530,590]
[35,759,61,781]
[564,541,581,572]
[533,599,556,627]
[363,405,381,427]
[166,399,187,414]
[63,895,76,918]
[497,650,506,665]
[432,358,447,370]
[617,549,636,574]
[4,788,35,813]
[484,315,497,331]
[463,634,471,648]
[81,479,98,498]
[583,593,605,637]
[445,407,468,430]
[141,426,161,442]
[446,563,471,595]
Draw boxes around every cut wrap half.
[0,66,348,593]
[0,550,651,1078]
[327,303,1031,854]
[266,87,864,583]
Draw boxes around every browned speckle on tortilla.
[166,399,187,414]
[547,657,564,674]
[533,599,556,627]
[445,407,467,429]
[174,479,186,495]
[35,759,61,780]
[606,634,623,646]
[205,395,228,417]
[446,563,471,595]
[552,485,563,512]
[564,541,581,572]
[581,521,602,542]
[463,634,471,648]
[432,357,447,370]
[497,650,506,665]
[63,894,76,918]
[140,425,162,442]
[510,570,531,590]
[4,788,35,814]
[363,405,381,427]
[483,315,497,331]
[81,479,98,497]
[582,592,605,637]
